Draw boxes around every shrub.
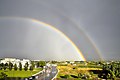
[71,75,78,78]
[60,74,70,79]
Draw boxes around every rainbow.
[46,8,103,60]
[31,19,86,61]
[0,16,105,61]
[0,17,86,61]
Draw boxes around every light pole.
[43,66,46,80]
[43,61,47,80]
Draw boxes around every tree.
[39,61,46,68]
[14,64,18,71]
[100,62,118,80]
[51,61,57,64]
[110,70,116,80]
[0,63,4,68]
[5,63,8,67]
[8,62,13,71]
[19,62,22,71]
[0,72,7,80]
[0,63,4,70]
[29,65,33,71]
[26,62,29,68]
[36,62,40,67]
[24,65,28,71]
[24,62,29,71]
[3,64,7,70]
[31,61,35,68]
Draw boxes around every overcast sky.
[0,18,84,61]
[0,0,120,60]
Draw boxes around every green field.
[0,68,42,78]
[56,63,102,80]
[55,61,120,80]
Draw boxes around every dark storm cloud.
[0,0,120,60]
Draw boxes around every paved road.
[43,66,58,80]
[32,66,58,80]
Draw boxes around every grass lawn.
[0,68,43,78]
[57,65,102,79]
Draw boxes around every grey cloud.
[0,0,120,60]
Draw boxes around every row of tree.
[0,61,46,71]
[0,62,34,71]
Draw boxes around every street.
[31,66,58,80]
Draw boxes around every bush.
[0,72,7,79]
[60,74,70,79]
[71,75,78,78]
[82,74,90,79]
[78,73,83,78]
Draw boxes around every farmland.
[54,61,120,80]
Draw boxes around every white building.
[0,58,31,68]
[70,61,75,64]
[1,58,16,64]
[21,59,31,68]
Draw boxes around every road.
[31,66,58,80]
[43,66,58,80]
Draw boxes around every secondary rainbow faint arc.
[43,6,103,60]
[31,19,86,61]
